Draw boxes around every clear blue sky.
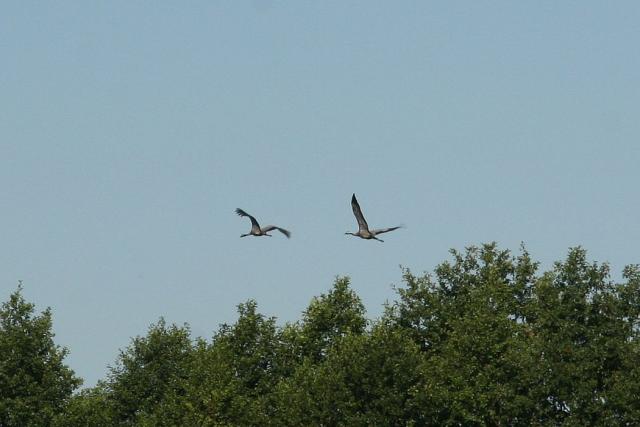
[2,2,639,387]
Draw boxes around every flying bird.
[345,194,402,242]
[235,208,291,238]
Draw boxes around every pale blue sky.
[2,2,639,387]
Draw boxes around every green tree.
[183,279,368,425]
[294,277,367,362]
[185,300,282,425]
[103,318,194,425]
[53,384,113,427]
[0,285,81,426]
[393,244,540,425]
[54,244,640,426]
[527,248,640,425]
[605,264,640,425]
[275,324,423,426]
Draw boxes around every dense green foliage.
[0,284,81,426]
[4,244,640,425]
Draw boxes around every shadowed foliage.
[5,244,640,425]
[0,285,81,426]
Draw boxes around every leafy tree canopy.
[6,244,640,425]
[0,284,81,426]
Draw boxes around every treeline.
[2,244,640,426]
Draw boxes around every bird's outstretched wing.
[235,208,261,233]
[351,194,369,232]
[371,226,402,236]
[261,225,291,238]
